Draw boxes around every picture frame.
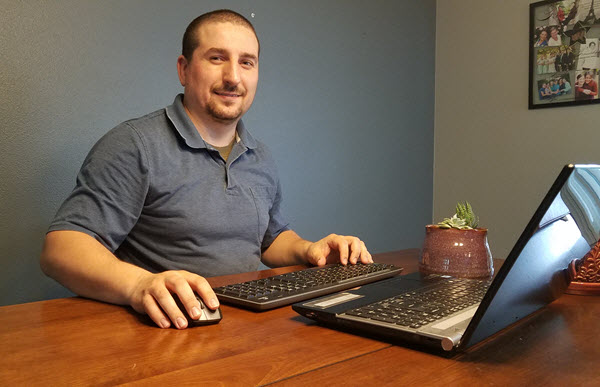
[529,0,600,109]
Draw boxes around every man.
[550,79,561,96]
[558,45,575,72]
[40,10,372,330]
[565,46,576,70]
[566,21,587,45]
[559,77,572,94]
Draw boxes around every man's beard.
[206,84,246,122]
[206,99,244,122]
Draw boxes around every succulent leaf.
[437,201,479,229]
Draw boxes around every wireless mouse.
[176,295,222,326]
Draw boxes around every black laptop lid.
[461,164,600,349]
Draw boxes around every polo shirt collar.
[165,94,258,150]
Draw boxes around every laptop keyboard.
[343,277,491,329]
[213,263,403,311]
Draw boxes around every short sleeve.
[48,123,150,251]
[261,177,290,252]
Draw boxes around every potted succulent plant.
[420,202,493,278]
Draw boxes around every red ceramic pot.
[420,225,493,278]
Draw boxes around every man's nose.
[222,61,241,86]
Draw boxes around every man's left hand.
[306,234,373,266]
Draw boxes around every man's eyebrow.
[240,52,259,62]
[205,47,258,62]
[205,47,228,56]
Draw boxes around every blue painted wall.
[0,0,435,305]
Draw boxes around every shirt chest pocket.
[248,186,276,243]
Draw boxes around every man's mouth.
[214,90,244,98]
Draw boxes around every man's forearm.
[41,230,220,330]
[262,231,373,268]
[40,230,149,306]
[261,230,311,267]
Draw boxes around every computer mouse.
[176,295,222,326]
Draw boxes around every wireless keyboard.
[213,262,403,311]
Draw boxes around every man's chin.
[207,106,244,123]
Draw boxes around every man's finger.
[348,237,362,265]
[186,273,220,310]
[142,293,171,329]
[359,240,373,264]
[154,288,188,329]
[329,235,349,265]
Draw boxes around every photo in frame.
[529,0,600,108]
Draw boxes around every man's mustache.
[213,84,246,95]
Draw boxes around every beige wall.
[435,0,600,259]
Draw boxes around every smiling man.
[40,10,372,330]
[177,15,259,144]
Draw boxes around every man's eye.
[210,56,225,62]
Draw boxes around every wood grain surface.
[2,249,597,386]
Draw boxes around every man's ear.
[177,55,188,87]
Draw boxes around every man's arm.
[40,230,218,329]
[261,229,373,268]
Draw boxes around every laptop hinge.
[441,333,462,351]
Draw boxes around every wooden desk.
[1,250,598,386]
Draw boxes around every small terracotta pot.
[419,225,494,278]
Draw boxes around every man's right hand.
[41,231,220,330]
[130,270,220,329]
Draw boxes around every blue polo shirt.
[49,94,290,276]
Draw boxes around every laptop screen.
[462,164,600,348]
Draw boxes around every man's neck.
[183,104,238,147]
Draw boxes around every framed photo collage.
[530,0,600,108]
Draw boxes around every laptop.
[293,164,599,352]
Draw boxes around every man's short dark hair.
[182,9,260,61]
